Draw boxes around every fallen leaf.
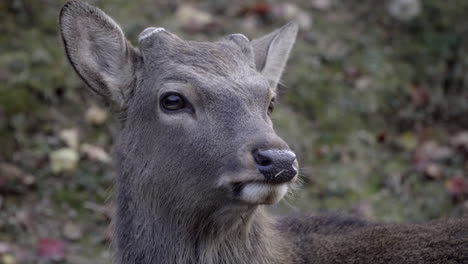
[0,163,35,187]
[59,128,80,149]
[49,148,80,173]
[421,141,453,161]
[355,77,372,91]
[451,131,468,151]
[85,105,108,125]
[412,141,453,171]
[16,209,34,231]
[37,238,65,261]
[446,177,467,196]
[81,144,111,164]
[176,4,216,33]
[63,222,82,241]
[424,164,442,180]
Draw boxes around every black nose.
[253,149,297,184]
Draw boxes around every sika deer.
[59,1,468,263]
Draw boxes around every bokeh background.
[1,0,468,262]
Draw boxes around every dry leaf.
[451,131,468,150]
[424,164,442,180]
[49,148,80,173]
[0,163,35,187]
[59,128,79,149]
[176,4,215,33]
[63,222,82,241]
[81,144,111,164]
[85,105,108,125]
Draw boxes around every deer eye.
[267,97,276,115]
[160,93,186,112]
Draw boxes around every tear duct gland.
[59,1,468,263]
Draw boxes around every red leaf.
[252,3,271,15]
[446,177,467,196]
[37,238,65,261]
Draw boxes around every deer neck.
[114,187,291,264]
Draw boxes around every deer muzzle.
[253,149,298,184]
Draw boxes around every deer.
[59,1,468,263]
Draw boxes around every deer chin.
[237,182,289,205]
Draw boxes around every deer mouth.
[218,169,298,205]
[232,180,293,205]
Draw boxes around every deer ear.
[59,1,140,110]
[251,22,298,88]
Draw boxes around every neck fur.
[114,189,291,264]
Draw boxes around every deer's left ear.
[251,22,298,88]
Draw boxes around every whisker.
[274,169,285,178]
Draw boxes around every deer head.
[60,1,298,262]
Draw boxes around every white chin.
[239,183,288,205]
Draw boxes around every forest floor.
[1,0,467,263]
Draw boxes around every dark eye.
[267,97,276,115]
[160,93,186,112]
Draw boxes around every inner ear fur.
[251,22,298,89]
[59,0,140,110]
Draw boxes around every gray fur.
[59,1,468,264]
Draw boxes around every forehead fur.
[141,38,257,80]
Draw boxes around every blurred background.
[1,0,468,262]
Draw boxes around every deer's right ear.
[59,1,140,110]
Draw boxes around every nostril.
[253,150,273,167]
